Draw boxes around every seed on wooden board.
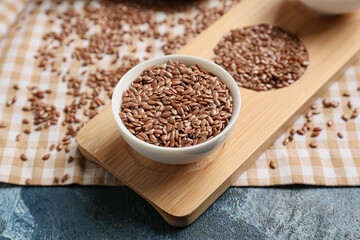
[309,142,318,148]
[20,154,27,161]
[16,134,21,142]
[269,161,277,169]
[337,132,344,139]
[296,129,304,135]
[42,153,51,160]
[61,173,69,183]
[25,178,32,185]
[0,123,7,128]
[327,120,333,127]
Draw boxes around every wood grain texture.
[77,0,360,227]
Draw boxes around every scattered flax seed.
[24,129,31,134]
[313,127,323,132]
[53,177,59,184]
[341,114,349,122]
[311,131,320,137]
[343,91,351,97]
[288,135,293,141]
[327,120,333,127]
[337,132,344,139]
[65,145,70,153]
[49,144,55,151]
[16,134,21,142]
[283,138,289,146]
[296,129,304,135]
[61,173,69,183]
[351,112,358,119]
[22,119,29,124]
[311,103,319,110]
[20,154,27,161]
[67,156,74,163]
[45,89,52,94]
[309,142,318,148]
[323,99,339,108]
[13,84,19,90]
[312,109,321,115]
[269,160,277,169]
[56,143,63,151]
[42,153,51,160]
[0,123,7,128]
[290,129,296,136]
[347,101,352,109]
[35,126,43,131]
[25,178,32,185]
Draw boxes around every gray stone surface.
[0,184,359,240]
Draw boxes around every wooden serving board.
[77,0,360,227]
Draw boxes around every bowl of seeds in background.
[111,55,241,164]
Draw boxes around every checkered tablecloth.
[0,0,359,186]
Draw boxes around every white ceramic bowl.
[111,55,241,164]
[300,0,360,14]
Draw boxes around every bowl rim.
[111,54,241,153]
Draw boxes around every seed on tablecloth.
[13,84,19,90]
[337,132,344,139]
[343,91,351,97]
[16,134,21,142]
[347,101,352,109]
[311,131,319,137]
[290,129,296,136]
[313,127,322,132]
[296,129,304,135]
[311,103,319,110]
[67,156,74,163]
[53,177,59,184]
[24,129,31,134]
[35,126,43,131]
[57,143,63,151]
[351,112,358,119]
[288,135,293,141]
[20,154,27,161]
[312,109,321,115]
[213,23,309,91]
[42,153,51,160]
[49,144,55,151]
[0,123,7,128]
[341,115,349,122]
[61,173,69,183]
[309,142,318,148]
[65,145,70,153]
[22,119,29,124]
[283,138,289,146]
[269,160,277,169]
[25,178,32,185]
[327,120,333,127]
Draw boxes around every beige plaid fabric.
[0,0,359,186]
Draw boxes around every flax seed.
[337,132,344,139]
[61,173,69,183]
[20,154,27,161]
[16,134,21,142]
[42,153,51,160]
[327,120,333,127]
[0,123,7,128]
[309,142,318,148]
[269,160,277,169]
[25,178,32,185]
